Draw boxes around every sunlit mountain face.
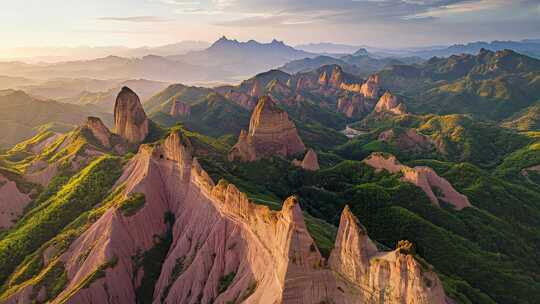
[0,1,539,304]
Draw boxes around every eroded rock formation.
[364,153,471,210]
[85,117,113,148]
[229,96,305,161]
[374,92,407,115]
[4,131,451,304]
[292,148,320,171]
[170,98,192,118]
[360,74,380,98]
[0,173,31,230]
[114,87,149,143]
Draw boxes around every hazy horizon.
[1,0,539,59]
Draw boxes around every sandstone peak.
[364,153,471,210]
[293,148,320,171]
[329,205,378,282]
[229,96,305,161]
[84,116,112,148]
[375,91,407,115]
[360,74,380,98]
[114,86,149,143]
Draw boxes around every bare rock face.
[114,87,149,143]
[337,94,374,118]
[169,98,191,118]
[229,96,305,161]
[224,90,257,110]
[329,205,378,282]
[364,153,471,210]
[4,131,451,304]
[250,79,264,97]
[0,174,31,230]
[293,148,320,171]
[360,74,380,98]
[378,128,435,153]
[84,117,112,148]
[375,92,408,115]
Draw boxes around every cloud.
[98,16,168,22]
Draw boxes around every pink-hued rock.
[374,92,408,115]
[378,128,435,153]
[4,132,451,304]
[364,153,471,210]
[225,90,257,110]
[292,148,320,171]
[169,98,192,118]
[0,174,31,230]
[336,94,376,118]
[360,74,380,98]
[329,207,448,304]
[85,117,112,148]
[329,206,378,282]
[30,133,62,154]
[250,80,264,98]
[229,96,305,161]
[114,87,149,143]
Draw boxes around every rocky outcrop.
[169,98,191,118]
[336,94,376,118]
[374,92,408,115]
[113,87,149,143]
[85,117,112,148]
[0,173,31,230]
[329,206,378,282]
[364,153,471,210]
[292,148,320,171]
[225,90,257,110]
[329,206,447,303]
[360,74,380,98]
[229,96,305,161]
[378,128,435,153]
[250,80,264,97]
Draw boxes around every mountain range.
[0,39,540,304]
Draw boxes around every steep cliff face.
[336,95,376,118]
[292,148,320,171]
[364,153,471,210]
[85,117,113,148]
[224,90,257,110]
[329,206,447,304]
[374,92,408,115]
[229,96,305,161]
[2,130,450,304]
[169,99,192,118]
[360,74,380,99]
[114,87,149,143]
[0,173,31,230]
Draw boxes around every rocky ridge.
[364,153,471,210]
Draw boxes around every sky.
[0,0,539,52]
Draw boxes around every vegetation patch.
[0,156,123,286]
[118,193,146,217]
[218,272,236,294]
